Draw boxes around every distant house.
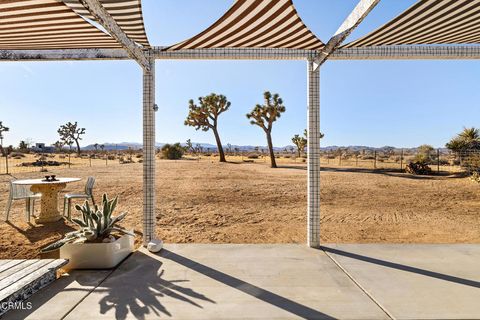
[31,143,55,153]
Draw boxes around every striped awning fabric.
[345,0,480,48]
[0,0,121,49]
[62,0,150,47]
[167,0,324,51]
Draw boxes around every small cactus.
[42,194,133,252]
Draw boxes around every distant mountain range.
[82,142,448,153]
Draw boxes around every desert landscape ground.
[0,159,479,259]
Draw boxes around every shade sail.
[62,0,150,47]
[0,0,120,49]
[345,0,480,48]
[167,0,324,51]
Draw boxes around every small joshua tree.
[186,139,194,154]
[185,93,230,162]
[58,121,85,155]
[292,134,307,157]
[247,91,285,168]
[53,140,64,153]
[0,121,9,148]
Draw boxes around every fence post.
[437,148,440,174]
[339,154,341,166]
[400,149,404,171]
[355,154,358,167]
[374,150,377,169]
[105,154,108,166]
[5,154,8,175]
[68,153,71,169]
[89,156,92,167]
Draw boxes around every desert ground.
[0,159,479,259]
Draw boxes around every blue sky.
[1,0,479,148]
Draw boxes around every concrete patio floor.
[5,244,480,320]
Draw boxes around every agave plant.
[42,194,133,252]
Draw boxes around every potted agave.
[42,194,134,269]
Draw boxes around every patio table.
[12,178,81,223]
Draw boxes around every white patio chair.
[5,181,41,222]
[63,177,95,220]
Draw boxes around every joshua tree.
[18,140,30,153]
[186,139,194,153]
[226,143,232,155]
[195,143,203,154]
[185,93,230,162]
[303,129,324,139]
[53,140,64,152]
[246,91,285,168]
[58,121,85,155]
[100,144,105,152]
[0,121,9,148]
[292,134,307,157]
[93,143,99,151]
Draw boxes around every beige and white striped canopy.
[345,0,480,48]
[62,0,150,47]
[0,0,121,49]
[0,0,150,50]
[167,0,324,51]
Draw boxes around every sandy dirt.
[0,160,479,259]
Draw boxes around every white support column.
[143,55,156,245]
[307,58,321,248]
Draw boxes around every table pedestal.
[31,183,67,223]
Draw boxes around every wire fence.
[0,152,140,175]
[1,148,477,175]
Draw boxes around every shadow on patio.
[322,246,480,289]
[160,249,335,320]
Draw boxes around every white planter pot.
[60,233,134,269]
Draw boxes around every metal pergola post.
[307,58,321,248]
[142,54,156,245]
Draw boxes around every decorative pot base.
[60,233,134,269]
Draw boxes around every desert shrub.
[136,154,143,158]
[107,155,115,160]
[412,153,431,164]
[58,155,66,159]
[161,143,184,160]
[470,171,480,183]
[362,155,375,160]
[119,156,134,164]
[283,155,292,159]
[10,152,25,158]
[247,154,259,159]
[438,159,450,166]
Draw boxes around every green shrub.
[161,143,184,160]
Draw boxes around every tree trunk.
[75,139,81,155]
[266,131,277,168]
[212,127,226,162]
